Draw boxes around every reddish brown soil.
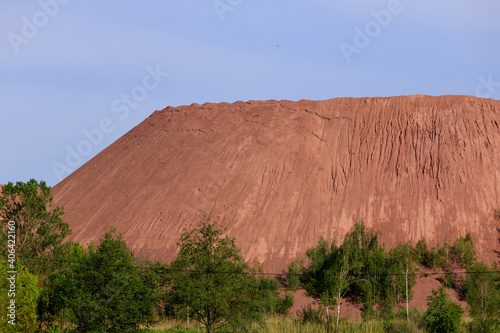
[53,95,500,274]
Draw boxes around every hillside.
[52,95,500,272]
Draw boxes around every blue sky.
[1,0,499,186]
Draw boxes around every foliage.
[152,316,428,333]
[422,240,453,270]
[304,221,390,318]
[450,233,476,269]
[0,179,71,276]
[0,259,39,332]
[168,214,281,332]
[43,227,157,332]
[423,286,463,333]
[254,275,294,315]
[464,261,500,332]
[276,293,294,315]
[286,258,305,291]
[136,257,170,321]
[439,271,457,289]
[37,242,86,329]
[413,238,428,267]
[296,305,325,325]
[343,221,387,316]
[387,242,417,316]
[303,221,390,332]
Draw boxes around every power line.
[17,256,500,278]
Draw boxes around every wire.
[14,256,500,278]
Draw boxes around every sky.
[1,0,499,187]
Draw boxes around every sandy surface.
[53,95,500,273]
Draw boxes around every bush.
[465,261,500,331]
[296,305,325,325]
[437,271,457,289]
[286,259,304,291]
[450,233,476,269]
[276,293,294,315]
[45,228,157,332]
[467,318,500,333]
[0,260,39,332]
[423,286,463,333]
[414,239,429,266]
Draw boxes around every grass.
[146,315,426,333]
[145,309,473,332]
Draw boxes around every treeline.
[2,180,500,332]
[285,220,500,332]
[0,180,292,332]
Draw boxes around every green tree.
[387,242,417,320]
[305,236,333,296]
[323,249,356,333]
[427,241,452,270]
[414,238,429,266]
[304,221,388,330]
[286,258,305,291]
[254,275,294,315]
[423,286,463,333]
[0,259,39,332]
[168,214,272,332]
[465,261,500,332]
[135,257,169,321]
[0,179,70,276]
[36,242,86,330]
[345,222,386,317]
[451,233,476,269]
[49,227,157,332]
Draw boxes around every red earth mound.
[52,95,500,273]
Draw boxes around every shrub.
[423,286,463,333]
[465,261,500,331]
[286,259,304,291]
[414,239,429,266]
[0,260,39,332]
[450,233,476,268]
[296,305,325,325]
[276,293,294,315]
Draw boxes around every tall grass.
[148,311,472,332]
[263,316,426,333]
[149,316,426,333]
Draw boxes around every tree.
[37,243,86,330]
[135,257,169,321]
[0,259,39,332]
[304,221,387,331]
[388,242,417,320]
[414,238,429,266]
[286,258,305,291]
[465,261,500,332]
[168,214,270,332]
[49,227,157,332]
[451,233,476,269]
[423,286,463,333]
[0,179,70,276]
[323,250,356,333]
[344,221,386,317]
